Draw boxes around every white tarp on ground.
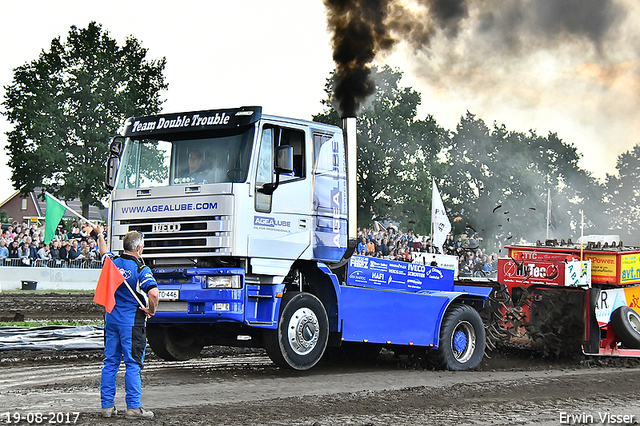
[0,325,103,350]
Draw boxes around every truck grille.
[114,216,232,257]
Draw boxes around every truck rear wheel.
[146,324,204,361]
[610,306,640,349]
[429,304,486,370]
[264,291,329,370]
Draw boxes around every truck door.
[249,124,312,260]
[311,132,348,262]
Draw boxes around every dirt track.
[1,292,640,425]
[0,292,103,321]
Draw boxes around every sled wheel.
[429,304,486,370]
[610,306,640,349]
[264,292,329,370]
[146,323,204,361]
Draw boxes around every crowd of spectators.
[0,220,105,267]
[0,219,498,276]
[355,227,497,277]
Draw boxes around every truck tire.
[264,291,329,370]
[610,306,640,349]
[146,324,204,361]
[429,304,486,370]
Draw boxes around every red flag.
[94,256,125,313]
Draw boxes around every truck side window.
[279,128,305,182]
[255,127,274,212]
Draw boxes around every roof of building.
[0,187,106,222]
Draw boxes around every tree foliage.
[604,144,640,245]
[314,65,448,234]
[443,112,605,251]
[2,22,167,216]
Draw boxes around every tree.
[604,144,640,245]
[443,112,605,251]
[314,66,449,235]
[2,22,167,216]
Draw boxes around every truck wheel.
[610,306,640,349]
[264,291,329,370]
[146,324,204,361]
[429,304,486,370]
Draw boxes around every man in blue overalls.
[96,226,159,420]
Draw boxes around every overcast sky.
[1,0,639,206]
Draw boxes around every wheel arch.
[433,294,490,349]
[288,260,340,334]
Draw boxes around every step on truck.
[105,106,491,370]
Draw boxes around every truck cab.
[108,106,347,266]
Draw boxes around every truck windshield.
[116,127,255,189]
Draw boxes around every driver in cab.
[180,150,207,184]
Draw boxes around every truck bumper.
[148,268,283,329]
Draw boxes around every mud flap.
[582,288,602,355]
[528,287,586,357]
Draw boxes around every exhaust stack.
[342,117,358,258]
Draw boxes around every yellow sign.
[625,286,640,312]
[620,253,640,284]
[583,253,617,284]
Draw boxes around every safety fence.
[0,258,102,269]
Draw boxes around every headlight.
[206,275,241,289]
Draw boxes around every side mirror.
[106,137,125,190]
[258,145,294,195]
[109,137,124,155]
[275,145,293,174]
[106,156,120,191]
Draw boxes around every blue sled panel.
[339,286,453,347]
[347,255,454,292]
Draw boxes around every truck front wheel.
[146,324,204,361]
[429,304,486,370]
[264,291,329,370]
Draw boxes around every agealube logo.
[253,216,291,233]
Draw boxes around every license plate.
[214,303,230,311]
[158,290,179,300]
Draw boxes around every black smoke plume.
[324,0,394,117]
[324,0,627,117]
[324,0,470,117]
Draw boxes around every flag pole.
[546,188,550,240]
[580,210,584,262]
[430,213,434,253]
[44,191,98,228]
[430,178,434,251]
[123,280,148,310]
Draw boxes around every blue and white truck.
[105,106,491,370]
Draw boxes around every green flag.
[44,193,66,244]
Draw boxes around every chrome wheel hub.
[287,307,320,356]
